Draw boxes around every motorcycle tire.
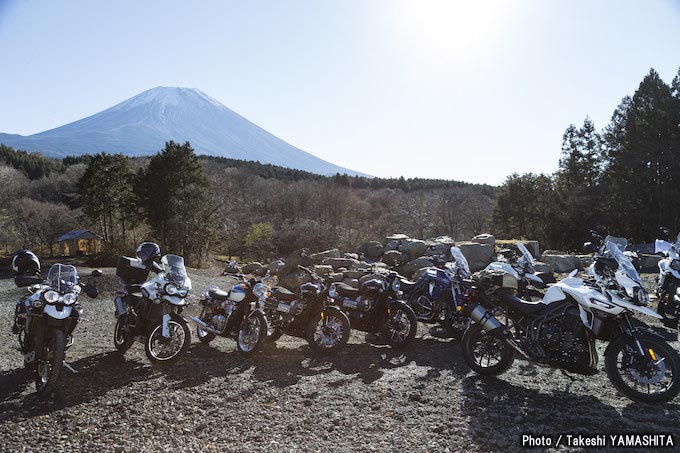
[605,334,680,403]
[113,314,134,354]
[306,307,350,355]
[145,313,191,366]
[461,323,515,376]
[657,285,679,327]
[35,327,65,399]
[236,311,267,356]
[383,303,418,349]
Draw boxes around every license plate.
[277,303,291,313]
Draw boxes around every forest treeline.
[2,66,678,264]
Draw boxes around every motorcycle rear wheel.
[35,328,65,399]
[461,323,515,376]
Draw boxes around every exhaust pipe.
[468,304,505,337]
[189,316,221,335]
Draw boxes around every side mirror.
[583,242,597,253]
[91,269,103,277]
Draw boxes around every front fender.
[44,304,72,320]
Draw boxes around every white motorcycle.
[462,236,680,403]
[656,232,680,326]
[485,242,549,300]
[113,254,192,365]
[13,264,101,398]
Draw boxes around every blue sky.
[1,0,679,184]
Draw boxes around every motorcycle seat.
[209,287,230,301]
[336,282,359,298]
[502,293,545,314]
[272,286,296,301]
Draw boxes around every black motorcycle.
[13,260,100,398]
[190,273,268,355]
[400,246,471,339]
[328,269,417,349]
[262,266,351,354]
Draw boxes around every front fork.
[621,314,662,365]
[161,303,171,338]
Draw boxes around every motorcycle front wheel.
[236,311,266,355]
[145,313,191,365]
[113,314,134,353]
[461,323,515,376]
[382,303,417,349]
[605,334,680,403]
[306,307,350,355]
[35,328,65,399]
[657,287,679,327]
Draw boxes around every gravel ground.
[1,269,679,452]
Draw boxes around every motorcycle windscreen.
[605,239,641,285]
[162,254,189,286]
[46,264,78,293]
[450,247,470,278]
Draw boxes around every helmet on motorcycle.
[11,249,40,276]
[136,242,161,267]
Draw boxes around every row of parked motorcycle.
[10,232,680,403]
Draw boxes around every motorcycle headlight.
[63,293,77,305]
[253,283,269,299]
[671,260,680,271]
[391,279,400,292]
[164,284,179,296]
[177,287,189,297]
[634,287,650,306]
[44,290,59,303]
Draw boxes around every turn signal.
[649,349,657,361]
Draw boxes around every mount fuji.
[0,87,365,176]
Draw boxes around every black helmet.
[12,249,40,276]
[136,242,161,266]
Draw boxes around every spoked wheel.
[306,307,350,354]
[145,313,191,365]
[461,323,515,375]
[237,311,266,355]
[113,314,134,353]
[605,335,680,403]
[440,309,470,340]
[35,328,65,399]
[383,303,417,349]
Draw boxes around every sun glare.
[399,0,513,60]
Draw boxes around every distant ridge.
[0,86,367,176]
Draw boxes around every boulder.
[576,255,593,269]
[322,257,360,271]
[400,239,429,260]
[384,240,401,251]
[342,278,360,288]
[533,261,552,273]
[385,233,410,242]
[640,254,662,273]
[313,264,334,276]
[267,259,286,276]
[242,262,264,274]
[359,273,383,285]
[358,241,384,260]
[343,270,366,279]
[472,234,495,247]
[458,243,495,271]
[223,261,241,274]
[540,254,582,273]
[281,249,314,275]
[278,270,311,291]
[328,272,344,282]
[430,235,455,246]
[309,248,342,264]
[402,256,434,277]
[344,252,360,260]
[426,243,452,259]
[382,250,407,267]
[524,241,540,258]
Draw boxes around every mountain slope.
[0,87,366,176]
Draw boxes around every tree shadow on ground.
[460,374,680,452]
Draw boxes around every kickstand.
[63,361,78,374]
